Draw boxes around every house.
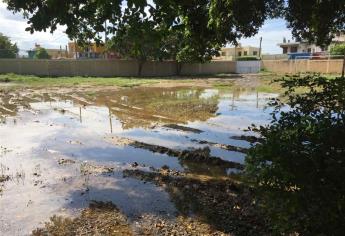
[68,42,120,59]
[27,43,69,59]
[278,39,324,54]
[214,44,260,60]
[278,33,345,55]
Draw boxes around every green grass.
[0,73,161,87]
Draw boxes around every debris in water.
[58,158,76,165]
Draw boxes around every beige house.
[214,45,260,60]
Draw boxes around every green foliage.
[5,0,344,49]
[34,48,51,59]
[245,75,345,235]
[284,0,345,46]
[237,56,259,61]
[107,7,164,76]
[0,33,18,58]
[330,44,345,56]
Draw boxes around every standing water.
[0,83,278,235]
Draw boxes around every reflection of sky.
[0,87,281,235]
[24,90,279,164]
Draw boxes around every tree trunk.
[176,61,182,76]
[138,60,145,77]
[342,51,345,78]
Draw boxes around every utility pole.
[259,37,262,59]
[341,51,345,79]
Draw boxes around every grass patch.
[0,73,161,87]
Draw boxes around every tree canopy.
[4,0,344,49]
[0,33,18,58]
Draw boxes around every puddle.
[0,84,278,235]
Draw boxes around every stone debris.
[80,162,115,176]
[58,158,76,165]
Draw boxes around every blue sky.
[0,1,292,55]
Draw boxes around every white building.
[278,33,345,54]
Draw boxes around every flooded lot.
[0,79,278,235]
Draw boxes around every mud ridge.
[123,169,272,235]
[163,124,204,133]
[230,135,263,143]
[191,139,248,154]
[32,201,133,236]
[108,136,244,170]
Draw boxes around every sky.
[0,1,292,55]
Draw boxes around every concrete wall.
[262,59,344,74]
[0,59,237,77]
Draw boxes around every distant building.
[278,39,324,54]
[68,42,120,59]
[27,43,69,59]
[214,44,260,60]
[278,33,345,55]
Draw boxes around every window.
[283,47,288,54]
[244,51,248,56]
[253,51,257,56]
[238,51,242,56]
[307,48,312,53]
[290,46,298,53]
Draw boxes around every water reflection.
[0,84,278,234]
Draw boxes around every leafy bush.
[0,33,18,58]
[34,48,51,59]
[237,56,259,61]
[245,75,345,235]
[330,43,345,56]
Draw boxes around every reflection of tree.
[0,87,221,130]
[94,87,220,129]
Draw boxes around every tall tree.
[0,33,18,58]
[3,0,345,57]
[107,7,164,76]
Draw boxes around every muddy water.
[0,85,277,235]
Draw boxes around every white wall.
[236,61,261,74]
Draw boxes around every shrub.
[245,75,345,235]
[237,56,259,61]
[34,48,51,59]
[330,43,345,56]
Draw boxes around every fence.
[262,59,344,74]
[261,54,288,60]
[0,59,239,77]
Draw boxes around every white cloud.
[0,1,69,55]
